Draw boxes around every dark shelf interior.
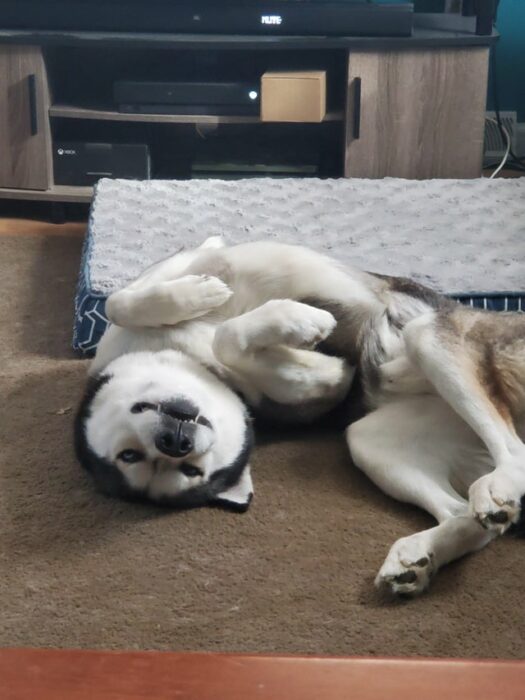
[46,45,347,181]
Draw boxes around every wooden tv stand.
[0,14,495,203]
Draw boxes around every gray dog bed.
[74,177,525,353]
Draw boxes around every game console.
[114,81,261,116]
[53,142,151,186]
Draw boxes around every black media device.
[114,81,261,115]
[0,1,414,37]
[53,142,151,186]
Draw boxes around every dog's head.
[74,350,254,511]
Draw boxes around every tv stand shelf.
[49,104,344,125]
[0,185,93,203]
[0,14,495,203]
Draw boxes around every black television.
[0,0,414,37]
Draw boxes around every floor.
[1,207,525,659]
[0,217,85,237]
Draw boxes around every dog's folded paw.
[163,275,233,316]
[375,538,435,596]
[468,470,523,534]
[265,300,336,349]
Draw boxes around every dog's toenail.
[415,558,429,567]
[395,571,417,584]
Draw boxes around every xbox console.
[53,142,151,186]
[114,81,261,116]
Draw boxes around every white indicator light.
[249,91,258,100]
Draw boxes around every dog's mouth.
[131,398,213,458]
[130,399,212,429]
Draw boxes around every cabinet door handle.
[27,74,38,136]
[353,77,361,140]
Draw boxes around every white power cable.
[486,116,511,179]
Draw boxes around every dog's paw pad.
[469,473,522,535]
[476,502,519,532]
[393,570,418,585]
[486,510,510,525]
[376,545,435,596]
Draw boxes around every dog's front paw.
[267,300,336,349]
[469,470,523,534]
[172,275,233,313]
[190,275,233,309]
[375,536,435,596]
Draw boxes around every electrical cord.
[485,116,510,178]
[490,42,525,169]
[483,161,525,173]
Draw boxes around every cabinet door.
[345,48,489,179]
[0,46,51,190]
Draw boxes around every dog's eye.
[117,449,145,463]
[180,464,203,478]
[131,402,156,414]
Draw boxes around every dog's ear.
[212,465,253,512]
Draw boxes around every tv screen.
[0,0,411,37]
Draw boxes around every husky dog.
[75,237,525,595]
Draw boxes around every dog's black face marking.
[74,373,141,502]
[74,374,254,511]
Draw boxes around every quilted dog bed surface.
[74,177,525,353]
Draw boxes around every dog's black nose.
[155,428,193,457]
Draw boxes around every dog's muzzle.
[154,398,201,458]
[155,419,197,457]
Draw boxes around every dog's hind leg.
[213,300,354,416]
[347,396,496,595]
[375,515,496,596]
[403,310,525,533]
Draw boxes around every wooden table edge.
[2,648,525,700]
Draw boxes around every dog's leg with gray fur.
[347,396,497,595]
[213,299,354,412]
[403,311,525,533]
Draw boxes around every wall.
[491,0,525,121]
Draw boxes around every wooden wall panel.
[0,46,51,190]
[345,48,489,179]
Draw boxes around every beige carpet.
[1,229,525,658]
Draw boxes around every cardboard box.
[261,71,326,123]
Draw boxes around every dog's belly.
[186,241,384,329]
